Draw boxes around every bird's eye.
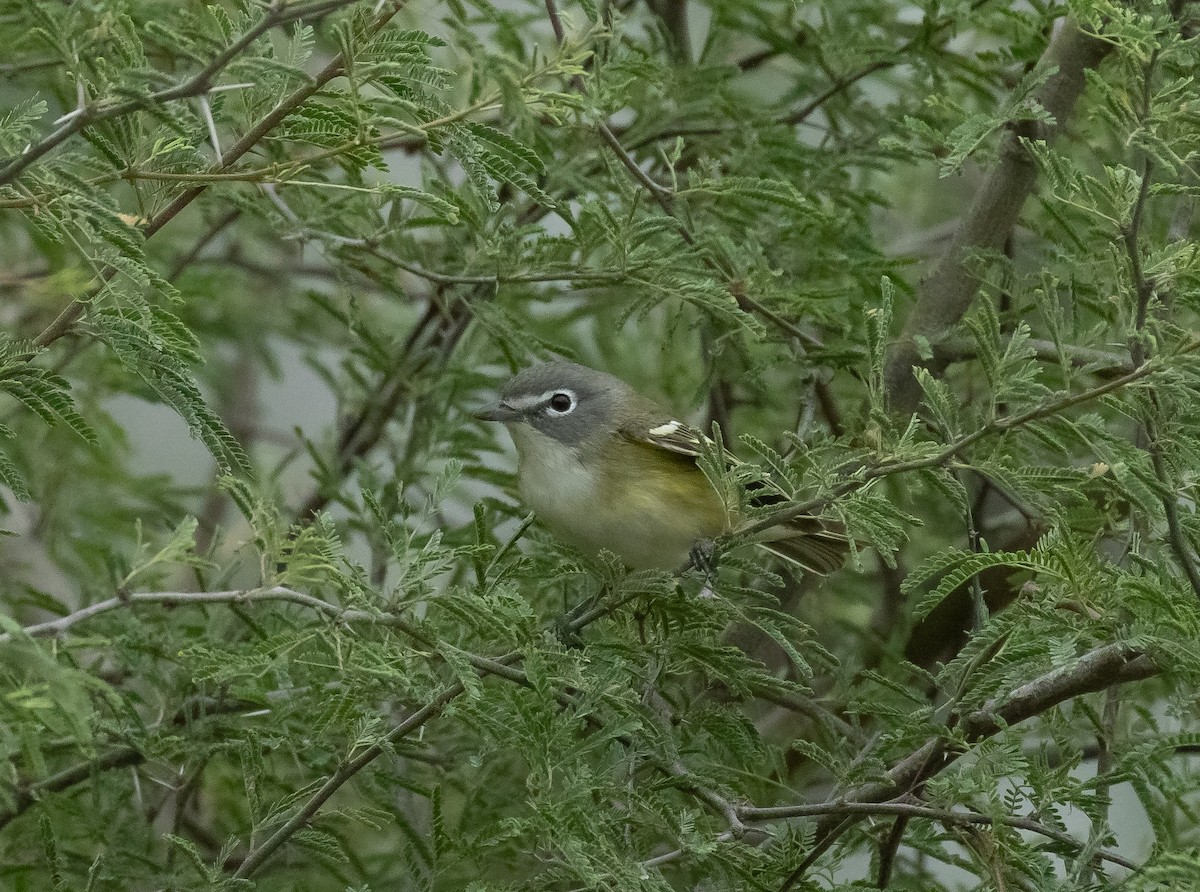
[548,391,574,413]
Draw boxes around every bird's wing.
[618,417,716,461]
[618,416,848,574]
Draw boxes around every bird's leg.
[688,538,719,599]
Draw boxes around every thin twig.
[738,798,1138,873]
[2,586,370,643]
[29,0,415,351]
[166,209,242,282]
[731,341,1199,546]
[0,0,361,188]
[362,243,635,287]
[1119,26,1200,602]
[774,642,1155,889]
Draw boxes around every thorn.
[261,183,300,223]
[52,108,85,126]
[200,96,222,165]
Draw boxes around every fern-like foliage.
[0,1,1198,890]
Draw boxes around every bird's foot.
[689,538,718,574]
[689,538,719,598]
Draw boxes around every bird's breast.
[511,427,602,526]
[508,425,728,569]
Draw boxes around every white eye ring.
[546,390,576,415]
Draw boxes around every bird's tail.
[751,516,849,575]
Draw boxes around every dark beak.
[473,402,521,423]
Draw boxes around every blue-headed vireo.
[476,360,846,573]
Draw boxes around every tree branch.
[1,586,375,644]
[730,341,1197,546]
[0,0,363,188]
[1119,17,1200,602]
[29,0,415,351]
[884,17,1115,412]
[743,798,1138,872]
[776,642,1156,889]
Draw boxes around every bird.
[475,360,846,574]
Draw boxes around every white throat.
[506,424,598,524]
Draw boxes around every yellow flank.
[590,437,730,569]
[509,423,729,570]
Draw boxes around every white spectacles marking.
[544,389,577,415]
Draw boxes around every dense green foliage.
[1,0,1199,888]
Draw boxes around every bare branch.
[2,586,367,643]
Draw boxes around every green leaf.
[906,547,1049,621]
[0,97,48,156]
[377,182,460,224]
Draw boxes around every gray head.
[475,360,630,447]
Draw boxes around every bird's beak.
[473,401,521,423]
